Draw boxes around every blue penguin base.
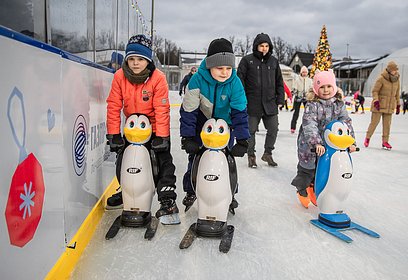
[318,213,351,228]
[310,216,380,243]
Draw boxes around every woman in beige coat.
[364,61,401,150]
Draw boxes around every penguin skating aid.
[179,119,236,253]
[105,115,161,240]
[310,121,380,242]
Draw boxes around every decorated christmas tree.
[310,25,332,78]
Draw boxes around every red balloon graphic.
[5,153,45,247]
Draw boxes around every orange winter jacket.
[106,68,170,137]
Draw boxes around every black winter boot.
[156,199,179,217]
[182,193,197,212]
[156,198,180,225]
[106,191,123,210]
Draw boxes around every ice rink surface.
[72,92,408,280]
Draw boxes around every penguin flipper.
[315,152,331,197]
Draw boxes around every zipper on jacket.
[212,84,218,118]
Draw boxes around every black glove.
[106,134,124,153]
[151,137,170,152]
[230,139,248,157]
[181,137,200,154]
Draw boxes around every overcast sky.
[137,0,408,59]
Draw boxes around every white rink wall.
[0,26,115,279]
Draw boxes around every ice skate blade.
[219,225,235,253]
[179,223,197,249]
[144,217,159,240]
[159,213,181,225]
[184,205,192,212]
[105,216,121,240]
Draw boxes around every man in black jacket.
[179,66,197,96]
[237,33,285,168]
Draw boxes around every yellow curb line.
[45,177,119,280]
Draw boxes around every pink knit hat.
[313,69,337,96]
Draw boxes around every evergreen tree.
[310,25,332,78]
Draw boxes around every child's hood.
[306,87,344,102]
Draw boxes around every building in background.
[332,55,389,96]
[0,0,157,68]
[289,51,314,73]
[288,50,393,97]
[363,48,408,97]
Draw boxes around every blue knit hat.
[125,34,152,62]
[110,51,124,65]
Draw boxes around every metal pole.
[164,39,166,67]
[346,43,350,95]
[127,0,130,39]
[115,0,118,52]
[93,0,96,62]
[45,0,51,45]
[151,0,154,43]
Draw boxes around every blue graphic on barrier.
[7,87,27,163]
[72,115,87,176]
[47,108,55,132]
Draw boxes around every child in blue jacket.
[179,38,250,211]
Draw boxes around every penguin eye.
[219,126,224,134]
[129,121,135,128]
[206,125,213,133]
[338,128,343,135]
[140,121,146,129]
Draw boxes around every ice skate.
[363,138,370,148]
[306,185,317,206]
[297,190,310,208]
[156,198,180,225]
[182,193,197,212]
[382,141,392,150]
[106,190,123,210]
[228,197,239,215]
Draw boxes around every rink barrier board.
[0,25,114,279]
[45,178,119,280]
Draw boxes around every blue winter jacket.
[180,59,250,142]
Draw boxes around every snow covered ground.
[72,91,408,280]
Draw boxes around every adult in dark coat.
[237,33,285,168]
[179,67,197,96]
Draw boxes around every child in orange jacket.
[105,34,179,223]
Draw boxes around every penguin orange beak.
[124,127,152,144]
[328,133,355,150]
[200,131,229,150]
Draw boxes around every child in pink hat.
[291,69,357,208]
